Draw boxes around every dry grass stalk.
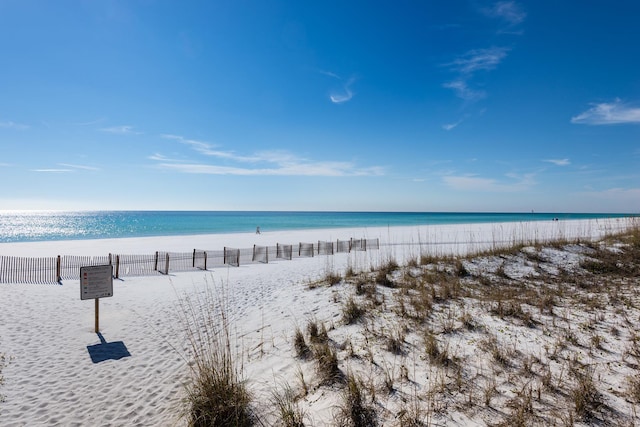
[293,326,311,359]
[177,282,253,427]
[271,382,306,427]
[343,296,366,325]
[335,373,377,427]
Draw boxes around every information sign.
[80,265,114,300]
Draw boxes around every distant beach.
[0,210,632,243]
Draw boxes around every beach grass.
[177,279,253,427]
[173,221,640,425]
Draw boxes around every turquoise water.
[0,211,633,243]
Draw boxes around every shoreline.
[0,217,634,258]
[1,211,634,246]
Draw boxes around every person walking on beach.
[256,226,261,234]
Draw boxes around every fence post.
[192,249,196,268]
[237,249,240,266]
[165,253,170,275]
[204,251,207,270]
[154,251,159,271]
[224,247,227,265]
[364,239,367,251]
[56,255,61,282]
[253,244,256,261]
[115,255,120,279]
[299,243,301,257]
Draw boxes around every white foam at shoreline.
[0,217,635,426]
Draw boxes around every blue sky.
[1,1,639,212]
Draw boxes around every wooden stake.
[95,298,99,333]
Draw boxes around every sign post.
[80,265,113,333]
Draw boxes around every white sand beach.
[0,218,637,426]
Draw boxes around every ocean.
[0,211,632,243]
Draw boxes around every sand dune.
[0,218,636,426]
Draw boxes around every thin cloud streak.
[31,169,73,173]
[482,1,526,26]
[330,88,353,104]
[317,69,341,79]
[161,134,261,162]
[544,159,571,166]
[100,125,142,134]
[155,161,384,177]
[156,134,384,177]
[330,77,356,104]
[446,47,510,75]
[58,163,100,171]
[443,80,485,101]
[442,119,463,131]
[571,99,640,125]
[443,47,509,101]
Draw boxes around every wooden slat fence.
[0,237,379,284]
[318,241,334,255]
[336,239,351,253]
[298,242,315,257]
[224,247,241,267]
[351,238,367,251]
[0,255,58,284]
[366,238,380,250]
[114,254,160,278]
[252,245,269,263]
[276,244,292,260]
[60,255,111,281]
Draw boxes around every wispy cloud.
[442,47,509,101]
[155,134,384,177]
[317,69,341,79]
[161,134,261,162]
[442,119,464,131]
[443,80,486,101]
[571,99,640,125]
[0,120,29,130]
[319,70,357,104]
[482,1,526,26]
[330,88,353,104]
[30,163,99,173]
[443,172,535,192]
[445,47,510,75]
[544,158,571,166]
[100,125,142,134]
[58,163,100,171]
[330,76,356,104]
[149,153,178,162]
[154,161,383,177]
[31,168,73,173]
[75,117,106,126]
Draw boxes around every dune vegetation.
[181,224,640,426]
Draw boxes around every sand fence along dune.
[0,236,380,284]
